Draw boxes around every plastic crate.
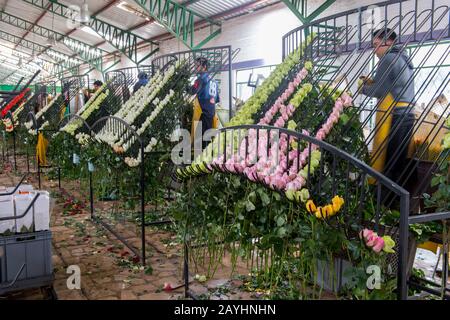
[0,230,54,295]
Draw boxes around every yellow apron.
[418,241,441,254]
[36,132,48,166]
[369,94,411,183]
[191,97,219,144]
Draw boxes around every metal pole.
[228,46,233,121]
[38,155,41,189]
[442,222,449,300]
[184,241,189,298]
[58,167,61,189]
[12,130,16,171]
[398,192,410,300]
[140,144,146,266]
[26,144,29,174]
[89,170,94,219]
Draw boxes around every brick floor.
[0,155,258,300]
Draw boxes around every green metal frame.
[0,10,106,72]
[0,40,81,82]
[21,0,159,65]
[283,0,336,36]
[0,43,59,72]
[133,0,222,49]
[0,30,82,68]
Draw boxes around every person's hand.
[358,76,372,89]
[210,97,216,104]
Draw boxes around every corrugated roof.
[0,0,280,83]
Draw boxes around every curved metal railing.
[178,124,411,299]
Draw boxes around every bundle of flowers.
[24,93,63,134]
[360,229,396,254]
[60,88,110,136]
[76,82,108,116]
[209,90,352,197]
[0,88,31,118]
[94,60,190,167]
[2,117,14,133]
[183,61,315,177]
[228,34,315,127]
[306,196,345,219]
[443,115,450,149]
[95,62,182,147]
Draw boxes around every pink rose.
[341,93,353,107]
[316,130,326,141]
[300,68,308,79]
[360,229,374,239]
[334,100,344,112]
[372,237,385,253]
[366,234,378,247]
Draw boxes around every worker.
[360,28,416,190]
[133,72,149,93]
[189,57,220,148]
[93,80,103,91]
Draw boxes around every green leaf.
[248,191,257,203]
[340,113,350,125]
[431,176,441,187]
[276,216,286,227]
[277,227,287,238]
[257,189,271,206]
[145,266,153,275]
[245,200,256,212]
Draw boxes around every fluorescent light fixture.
[117,1,152,20]
[46,34,57,46]
[79,1,90,24]
[81,25,103,39]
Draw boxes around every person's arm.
[361,54,395,99]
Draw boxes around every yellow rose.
[323,204,335,217]
[332,196,345,213]
[306,200,317,213]
[315,207,326,219]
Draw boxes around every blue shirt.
[192,73,220,119]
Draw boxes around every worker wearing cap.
[360,28,416,188]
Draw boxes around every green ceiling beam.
[283,0,336,25]
[0,29,82,68]
[0,38,80,83]
[0,10,105,72]
[21,0,159,65]
[133,0,222,49]
[0,43,60,75]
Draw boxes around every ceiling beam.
[150,0,273,42]
[21,0,159,65]
[0,30,84,82]
[101,0,274,65]
[0,10,106,72]
[282,0,336,24]
[13,1,50,51]
[132,0,222,49]
[0,30,82,67]
[127,0,202,31]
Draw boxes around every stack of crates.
[0,181,54,297]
